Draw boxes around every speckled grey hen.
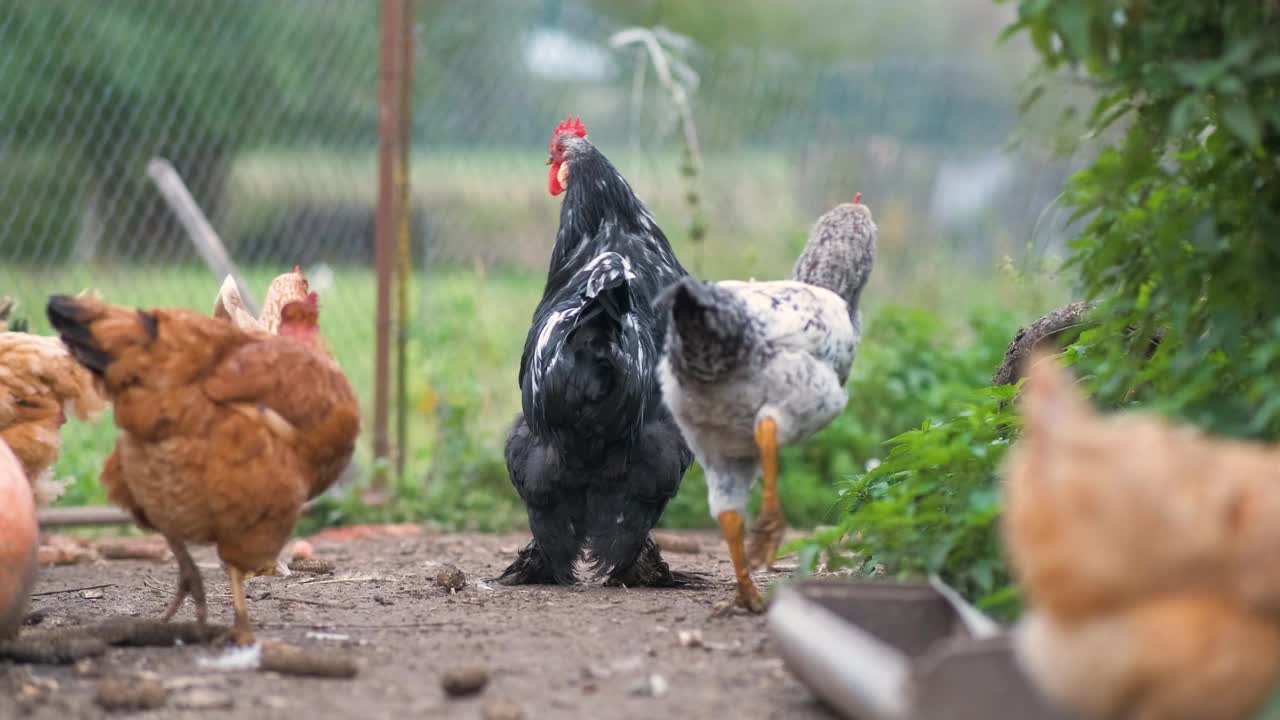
[655,196,876,611]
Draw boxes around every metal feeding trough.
[767,576,1077,720]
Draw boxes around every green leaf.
[1170,94,1206,135]
[1220,97,1262,147]
[1213,74,1245,94]
[1172,61,1220,89]
[1252,55,1280,77]
[1050,1,1091,61]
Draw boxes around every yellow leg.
[747,416,787,570]
[718,510,766,613]
[227,567,256,646]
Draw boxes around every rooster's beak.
[546,157,554,166]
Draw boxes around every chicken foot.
[746,416,786,571]
[227,567,255,646]
[717,510,766,613]
[158,539,207,629]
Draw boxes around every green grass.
[6,250,1062,533]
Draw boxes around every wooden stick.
[30,583,115,597]
[261,641,361,678]
[145,157,259,317]
[40,500,318,529]
[270,595,355,610]
[38,505,132,528]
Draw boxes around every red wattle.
[548,165,564,196]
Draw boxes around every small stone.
[441,665,488,697]
[609,655,645,674]
[95,675,167,711]
[434,564,466,592]
[290,540,315,561]
[162,676,221,692]
[483,699,525,720]
[172,687,234,710]
[676,629,704,648]
[13,671,59,706]
[374,594,394,606]
[80,589,104,600]
[628,673,669,698]
[261,695,289,709]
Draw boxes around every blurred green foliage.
[0,1,377,260]
[1010,0,1280,439]
[798,0,1280,611]
[787,306,1026,615]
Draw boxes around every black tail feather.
[45,295,113,375]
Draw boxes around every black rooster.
[498,117,692,587]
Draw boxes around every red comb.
[307,291,318,305]
[853,192,862,204]
[294,265,301,274]
[549,116,587,152]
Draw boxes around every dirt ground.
[1,529,837,719]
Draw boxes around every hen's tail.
[213,275,259,330]
[46,295,158,379]
[654,278,754,384]
[792,197,877,321]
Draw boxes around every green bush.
[1012,0,1280,439]
[798,0,1280,612]
[786,306,1024,616]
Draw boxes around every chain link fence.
[0,0,1085,499]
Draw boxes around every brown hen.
[48,292,359,645]
[0,329,107,505]
[1003,351,1280,720]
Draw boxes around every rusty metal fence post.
[371,0,412,503]
[395,3,415,481]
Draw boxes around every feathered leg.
[603,535,677,587]
[718,510,765,612]
[747,416,785,570]
[496,501,584,585]
[498,415,585,585]
[593,418,689,587]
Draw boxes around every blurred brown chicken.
[48,291,359,645]
[212,266,310,335]
[0,437,38,639]
[1003,351,1280,720]
[0,312,107,506]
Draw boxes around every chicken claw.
[717,510,767,614]
[746,416,786,571]
[159,539,207,629]
[227,567,255,646]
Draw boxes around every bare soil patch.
[2,530,834,719]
